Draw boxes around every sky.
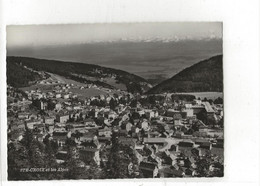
[7,22,222,49]
[6,23,222,80]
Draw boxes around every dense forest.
[7,56,150,93]
[7,61,43,87]
[147,55,223,94]
[8,129,143,180]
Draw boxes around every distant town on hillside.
[7,23,224,180]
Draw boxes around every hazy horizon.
[7,23,222,82]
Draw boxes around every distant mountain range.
[72,37,222,44]
[146,55,223,94]
[6,56,151,93]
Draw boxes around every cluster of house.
[7,84,224,178]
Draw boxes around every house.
[174,131,184,138]
[173,119,181,126]
[157,151,178,166]
[79,132,97,142]
[18,112,30,119]
[183,109,194,118]
[126,122,133,132]
[191,148,201,157]
[211,144,224,159]
[52,132,67,147]
[145,110,155,119]
[169,144,179,152]
[56,151,67,164]
[119,136,137,147]
[28,114,38,120]
[9,122,26,132]
[79,147,100,166]
[56,94,62,98]
[40,101,47,110]
[199,142,212,150]
[98,127,112,137]
[47,124,55,133]
[148,154,163,168]
[63,94,70,99]
[178,141,194,148]
[33,124,46,133]
[97,136,111,144]
[139,162,159,178]
[134,150,144,164]
[166,109,181,118]
[203,102,215,116]
[26,120,42,129]
[56,114,70,123]
[44,117,55,125]
[72,94,77,99]
[159,167,184,178]
[141,119,150,131]
[178,141,195,157]
[55,103,62,110]
[184,168,196,176]
[85,118,96,127]
[69,123,86,133]
[143,138,166,147]
[108,111,117,120]
[34,133,44,142]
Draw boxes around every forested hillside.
[7,61,42,87]
[7,56,151,93]
[147,55,223,94]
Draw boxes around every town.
[7,70,224,180]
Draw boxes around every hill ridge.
[7,56,151,93]
[146,55,223,94]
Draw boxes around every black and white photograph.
[6,22,224,180]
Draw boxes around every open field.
[19,72,110,98]
[175,92,223,100]
[70,88,107,99]
[71,73,127,91]
[20,84,56,93]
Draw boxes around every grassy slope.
[7,56,149,93]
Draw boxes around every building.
[79,147,100,166]
[63,94,70,99]
[139,162,159,178]
[26,120,42,130]
[55,103,62,110]
[52,132,67,147]
[56,94,62,98]
[18,112,30,119]
[98,127,112,137]
[56,114,70,123]
[143,138,166,147]
[44,117,55,125]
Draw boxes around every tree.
[8,142,31,180]
[63,138,82,179]
[109,98,117,110]
[20,130,45,167]
[214,97,223,104]
[105,132,127,178]
[130,99,138,108]
[218,117,224,128]
[197,110,207,124]
[8,129,57,180]
[131,112,140,120]
[194,151,212,177]
[80,161,105,179]
[47,99,55,110]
